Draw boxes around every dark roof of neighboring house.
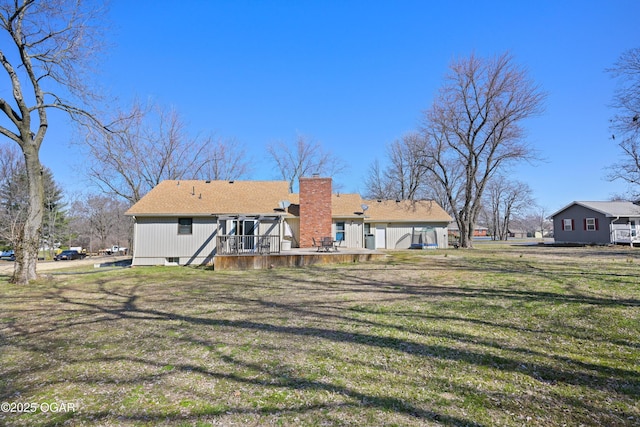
[550,201,640,218]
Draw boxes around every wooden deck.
[212,248,386,270]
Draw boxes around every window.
[335,222,345,241]
[585,218,598,231]
[178,218,193,235]
[562,219,574,231]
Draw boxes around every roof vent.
[205,180,211,183]
[229,180,235,184]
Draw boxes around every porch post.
[215,217,221,254]
[610,222,615,245]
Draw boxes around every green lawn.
[0,245,638,426]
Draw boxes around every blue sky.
[37,0,639,212]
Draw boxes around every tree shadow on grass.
[1,283,488,426]
[1,261,639,426]
[28,283,640,395]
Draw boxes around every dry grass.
[0,244,639,426]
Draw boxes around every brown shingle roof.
[363,199,452,222]
[332,193,366,217]
[126,180,452,223]
[125,180,293,216]
[332,195,452,222]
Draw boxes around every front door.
[240,220,256,250]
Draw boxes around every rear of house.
[126,180,292,266]
[125,177,452,266]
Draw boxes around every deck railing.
[217,235,281,255]
[611,226,640,244]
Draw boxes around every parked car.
[103,245,128,255]
[54,250,85,261]
[0,250,15,261]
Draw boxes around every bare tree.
[267,134,346,193]
[0,0,103,283]
[484,176,533,240]
[386,133,429,200]
[364,159,394,199]
[198,136,252,181]
[421,174,454,216]
[364,133,430,201]
[421,52,545,248]
[607,47,640,196]
[82,101,251,204]
[509,206,552,240]
[526,206,552,238]
[68,193,132,253]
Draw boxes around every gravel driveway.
[0,256,132,275]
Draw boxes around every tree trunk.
[457,215,475,248]
[463,223,475,248]
[12,146,44,284]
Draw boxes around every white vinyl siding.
[386,226,412,249]
[332,220,363,248]
[369,223,449,249]
[132,217,218,266]
[284,219,300,247]
[258,221,280,236]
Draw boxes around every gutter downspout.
[131,216,137,266]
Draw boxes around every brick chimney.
[299,176,332,248]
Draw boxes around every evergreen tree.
[0,165,66,256]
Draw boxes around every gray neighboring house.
[550,201,640,245]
